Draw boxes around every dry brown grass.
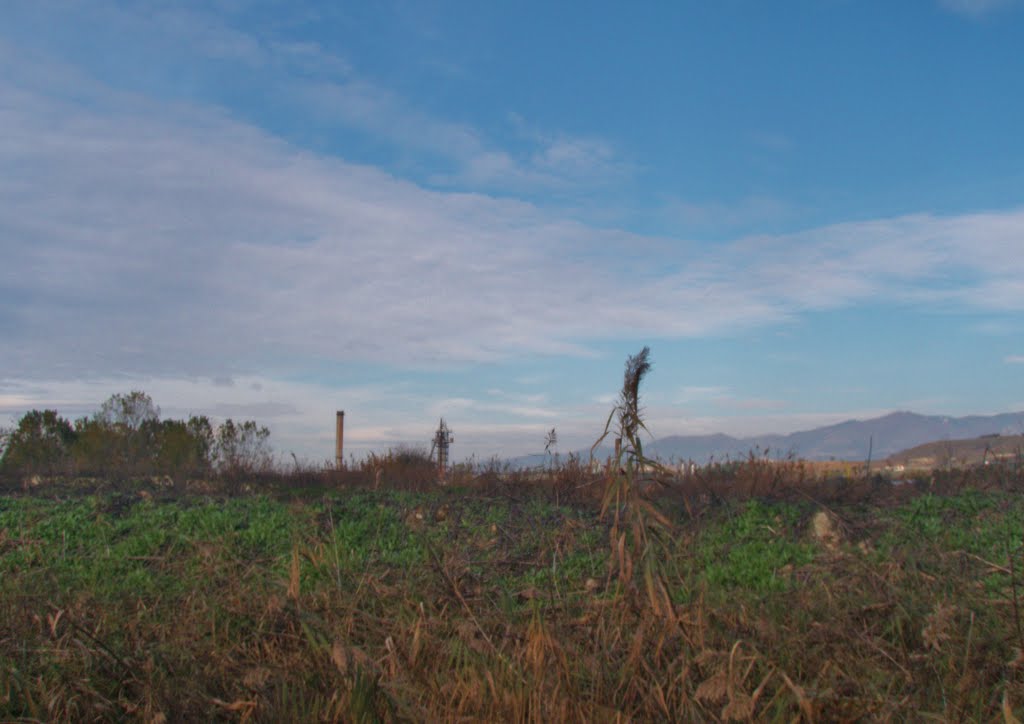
[5,471,1024,720]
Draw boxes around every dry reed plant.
[591,347,677,620]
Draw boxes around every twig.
[424,539,497,655]
[58,608,135,681]
[860,631,913,683]
[962,610,975,680]
[952,550,1012,575]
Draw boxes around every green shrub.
[0,409,77,476]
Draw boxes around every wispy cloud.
[718,398,788,412]
[3,55,1024,386]
[673,387,786,412]
[1006,356,1024,364]
[209,402,300,419]
[427,395,559,421]
[181,7,629,193]
[4,0,623,198]
[675,386,731,404]
[294,78,628,192]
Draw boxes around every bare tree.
[96,391,160,430]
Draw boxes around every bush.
[361,445,437,490]
[152,416,214,483]
[213,419,273,478]
[72,391,163,478]
[0,392,283,488]
[0,409,77,477]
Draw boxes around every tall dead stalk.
[591,347,676,618]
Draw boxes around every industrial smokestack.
[335,411,345,469]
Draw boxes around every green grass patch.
[6,485,1024,721]
[691,499,816,596]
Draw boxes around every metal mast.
[430,418,454,479]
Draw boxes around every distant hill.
[647,411,1024,463]
[507,448,612,470]
[886,433,1024,470]
[506,411,1024,468]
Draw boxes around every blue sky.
[2,0,1023,461]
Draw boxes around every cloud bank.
[2,48,1023,387]
[3,15,1024,460]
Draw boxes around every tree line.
[0,391,272,482]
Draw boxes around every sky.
[2,0,1023,463]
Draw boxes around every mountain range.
[649,411,1024,463]
[513,411,1024,466]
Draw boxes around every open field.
[4,467,1024,721]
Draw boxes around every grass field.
[4,476,1024,721]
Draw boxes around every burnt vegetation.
[4,361,1024,721]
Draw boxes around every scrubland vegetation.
[4,362,1024,721]
[0,391,272,488]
